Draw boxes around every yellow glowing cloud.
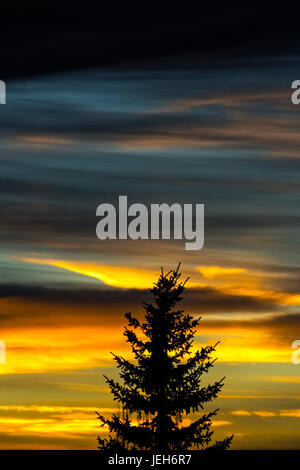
[232,410,300,418]
[197,264,300,307]
[0,322,291,376]
[0,406,117,414]
[19,258,160,289]
[197,266,246,279]
[0,404,235,448]
[232,410,251,416]
[196,321,293,363]
[0,405,124,449]
[253,411,276,417]
[18,257,300,308]
[0,415,98,436]
[0,257,295,377]
[0,324,130,374]
[211,420,232,427]
[279,410,300,418]
[14,257,256,299]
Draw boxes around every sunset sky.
[1,55,300,449]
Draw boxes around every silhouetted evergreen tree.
[97,264,233,451]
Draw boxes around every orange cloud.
[18,257,300,308]
[19,135,74,146]
[0,324,130,374]
[279,410,300,418]
[253,411,276,417]
[211,420,232,427]
[0,257,295,377]
[232,410,252,416]
[232,410,300,418]
[19,258,160,289]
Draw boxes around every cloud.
[232,410,300,418]
[211,420,232,427]
[279,410,300,418]
[232,410,251,416]
[0,278,282,331]
[267,376,300,384]
[253,411,276,417]
[1,54,300,451]
[197,266,246,279]
[0,405,99,440]
[19,258,160,290]
[201,312,300,334]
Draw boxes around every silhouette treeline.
[97,264,233,451]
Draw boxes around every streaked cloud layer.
[1,56,300,449]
